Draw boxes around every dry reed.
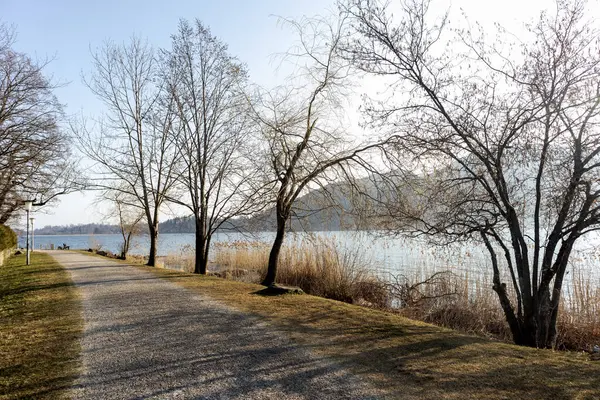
[163,236,600,351]
[162,244,196,272]
[389,264,600,351]
[212,236,390,307]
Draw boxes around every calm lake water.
[22,231,487,273]
[20,231,600,287]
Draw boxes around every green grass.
[0,253,82,400]
[138,265,600,400]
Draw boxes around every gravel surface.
[49,251,380,400]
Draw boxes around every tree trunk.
[498,279,560,349]
[147,224,158,266]
[534,264,568,349]
[513,316,538,348]
[204,234,212,273]
[194,218,208,274]
[495,289,546,348]
[534,288,553,347]
[121,231,132,260]
[262,211,287,286]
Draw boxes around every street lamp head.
[24,200,33,212]
[30,216,35,223]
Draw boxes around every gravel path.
[48,251,380,400]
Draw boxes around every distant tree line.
[34,187,368,235]
[33,223,123,236]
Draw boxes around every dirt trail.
[48,251,380,400]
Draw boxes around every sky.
[1,0,569,228]
[3,0,336,227]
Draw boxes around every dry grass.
[78,249,149,266]
[213,240,269,273]
[389,270,512,341]
[212,237,389,307]
[138,265,600,400]
[557,269,600,351]
[0,253,82,400]
[162,244,196,272]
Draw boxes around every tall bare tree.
[250,16,384,286]
[76,37,178,266]
[164,20,264,275]
[0,23,78,223]
[343,0,600,348]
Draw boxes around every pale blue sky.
[4,0,335,117]
[2,0,566,227]
[3,0,336,227]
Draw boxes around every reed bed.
[386,264,600,351]
[213,236,389,307]
[162,244,196,272]
[163,236,600,351]
[389,269,513,341]
[557,268,600,351]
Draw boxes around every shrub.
[0,225,17,252]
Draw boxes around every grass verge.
[138,265,600,400]
[0,253,82,400]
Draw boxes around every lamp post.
[30,216,35,254]
[24,200,33,265]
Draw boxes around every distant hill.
[160,180,379,233]
[160,216,195,233]
[35,175,402,235]
[232,182,369,232]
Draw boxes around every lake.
[20,231,600,287]
[22,231,488,273]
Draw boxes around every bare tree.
[343,0,600,348]
[100,190,145,259]
[250,16,385,286]
[0,24,79,223]
[163,20,265,275]
[115,196,144,260]
[76,37,179,266]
